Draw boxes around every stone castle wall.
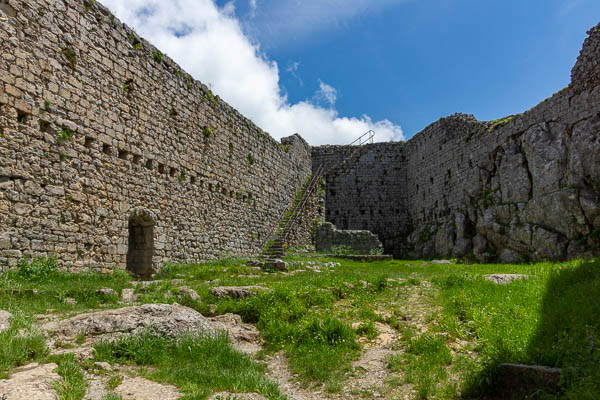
[0,0,312,273]
[313,22,600,262]
[311,143,409,252]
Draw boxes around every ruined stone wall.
[315,222,383,254]
[0,0,312,272]
[314,22,600,262]
[311,143,409,252]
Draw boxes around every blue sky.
[103,0,600,143]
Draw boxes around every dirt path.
[265,281,437,400]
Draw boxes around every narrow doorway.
[126,216,154,279]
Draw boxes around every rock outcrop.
[43,303,214,340]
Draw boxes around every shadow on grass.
[464,259,600,399]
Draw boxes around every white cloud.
[314,80,337,107]
[100,0,403,145]
[286,61,303,86]
[248,0,257,18]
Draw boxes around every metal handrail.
[259,130,375,257]
[279,164,324,242]
[348,130,375,146]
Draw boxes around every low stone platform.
[318,254,393,262]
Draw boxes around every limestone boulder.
[210,286,272,300]
[484,274,529,284]
[176,286,200,301]
[115,377,181,400]
[495,363,561,399]
[0,309,12,332]
[0,363,60,400]
[42,303,214,341]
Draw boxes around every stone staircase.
[261,164,324,259]
[259,130,376,261]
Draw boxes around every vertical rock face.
[0,0,314,272]
[313,21,600,262]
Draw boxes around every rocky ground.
[0,256,573,400]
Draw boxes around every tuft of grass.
[355,321,378,340]
[202,126,214,138]
[50,354,87,400]
[16,256,58,281]
[0,316,48,375]
[94,329,284,399]
[153,50,164,63]
[61,46,77,64]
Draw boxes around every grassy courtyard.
[0,255,598,399]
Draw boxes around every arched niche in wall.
[126,207,158,279]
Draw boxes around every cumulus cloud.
[100,0,404,145]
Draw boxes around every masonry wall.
[311,143,409,252]
[314,22,600,262]
[0,0,312,272]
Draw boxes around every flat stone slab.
[0,363,59,400]
[484,274,529,284]
[115,377,181,400]
[43,303,214,341]
[0,309,12,332]
[496,363,561,398]
[210,286,272,300]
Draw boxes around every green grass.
[1,255,598,399]
[50,354,87,400]
[434,259,600,399]
[94,329,284,399]
[0,314,48,376]
[0,263,131,317]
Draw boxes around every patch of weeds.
[283,145,290,153]
[202,126,214,138]
[44,99,52,111]
[61,46,77,65]
[355,321,378,340]
[17,256,58,281]
[57,127,74,145]
[169,107,177,118]
[94,329,284,399]
[487,116,512,132]
[102,395,122,400]
[123,80,132,93]
[228,142,233,154]
[388,334,452,399]
[49,354,86,400]
[0,316,48,374]
[206,90,217,105]
[107,374,122,390]
[75,331,86,345]
[153,51,164,63]
[178,172,185,183]
[247,154,255,165]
